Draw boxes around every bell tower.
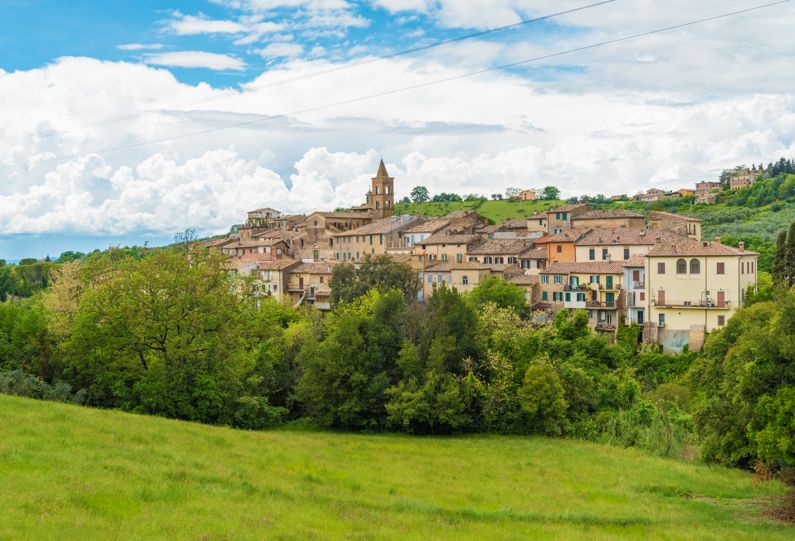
[370,159,394,218]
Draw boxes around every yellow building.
[412,232,482,268]
[286,260,339,310]
[421,261,492,300]
[332,215,423,261]
[645,239,758,353]
[252,259,299,300]
[466,238,534,268]
[518,189,537,201]
[538,261,625,336]
[527,211,547,233]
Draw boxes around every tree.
[468,276,527,313]
[786,222,795,287]
[518,361,568,435]
[410,186,429,203]
[772,230,788,286]
[505,187,521,199]
[329,255,420,307]
[296,290,406,430]
[0,265,16,302]
[540,186,561,200]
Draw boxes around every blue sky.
[1,0,794,259]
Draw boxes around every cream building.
[332,215,423,261]
[648,211,702,240]
[570,209,646,230]
[644,239,758,353]
[574,228,686,263]
[412,232,482,268]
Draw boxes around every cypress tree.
[786,222,795,287]
[773,230,788,286]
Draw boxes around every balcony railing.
[631,281,644,289]
[587,301,617,309]
[595,322,617,332]
[652,300,731,309]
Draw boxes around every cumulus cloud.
[255,42,304,59]
[1,47,794,237]
[116,43,164,51]
[144,51,246,71]
[167,13,248,35]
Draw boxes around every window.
[484,256,492,264]
[676,258,687,274]
[658,262,665,274]
[589,248,595,260]
[462,276,469,285]
[715,261,724,274]
[565,292,571,302]
[456,254,463,263]
[624,248,630,260]
[658,313,666,326]
[556,245,562,254]
[495,257,504,264]
[438,274,444,284]
[554,275,563,284]
[428,275,433,284]
[717,315,725,326]
[541,275,549,284]
[562,212,568,221]
[632,270,640,281]
[542,291,548,301]
[689,258,700,274]
[639,292,645,301]
[441,254,448,261]
[602,248,609,260]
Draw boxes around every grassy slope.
[395,199,563,222]
[0,396,790,541]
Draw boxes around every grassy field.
[0,395,790,541]
[395,199,563,222]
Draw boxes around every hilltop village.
[205,160,759,353]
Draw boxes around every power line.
[1,0,790,171]
[0,0,616,147]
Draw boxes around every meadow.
[0,395,790,540]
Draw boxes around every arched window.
[689,258,700,274]
[462,276,469,285]
[375,186,380,195]
[676,258,687,274]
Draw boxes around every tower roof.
[375,159,390,179]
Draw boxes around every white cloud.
[255,42,304,59]
[144,51,246,71]
[116,43,164,51]
[167,13,247,35]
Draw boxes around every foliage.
[409,185,429,203]
[540,186,561,200]
[329,255,420,307]
[467,275,527,313]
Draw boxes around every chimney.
[715,236,721,244]
[738,241,745,250]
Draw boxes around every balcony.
[652,299,731,309]
[563,299,588,310]
[631,281,645,289]
[595,322,617,332]
[587,301,617,309]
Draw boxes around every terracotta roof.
[501,265,525,277]
[509,274,540,285]
[223,238,289,249]
[425,262,452,272]
[646,239,758,257]
[501,218,528,229]
[333,216,420,237]
[575,228,686,247]
[375,159,391,178]
[543,261,625,275]
[416,232,482,246]
[623,253,646,267]
[402,218,450,234]
[548,230,589,243]
[548,203,589,213]
[648,210,701,222]
[257,258,300,270]
[199,237,234,248]
[572,209,645,220]
[294,261,339,274]
[314,211,374,220]
[451,261,491,271]
[518,246,547,259]
[248,207,281,214]
[466,239,533,255]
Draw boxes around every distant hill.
[0,395,789,540]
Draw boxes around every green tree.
[296,290,406,430]
[469,276,527,314]
[329,255,420,307]
[786,222,795,286]
[772,229,788,286]
[410,186,430,203]
[0,264,16,301]
[540,186,561,200]
[518,361,568,435]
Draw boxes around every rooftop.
[548,203,589,214]
[646,239,758,257]
[466,238,534,255]
[623,253,646,267]
[402,218,450,234]
[572,209,645,220]
[257,258,300,271]
[648,210,702,223]
[416,232,482,246]
[543,261,625,275]
[333,215,420,237]
[575,228,686,247]
[294,261,339,274]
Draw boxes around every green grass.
[395,199,563,223]
[0,396,790,540]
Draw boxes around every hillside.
[0,396,790,540]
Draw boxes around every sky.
[1,0,794,259]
